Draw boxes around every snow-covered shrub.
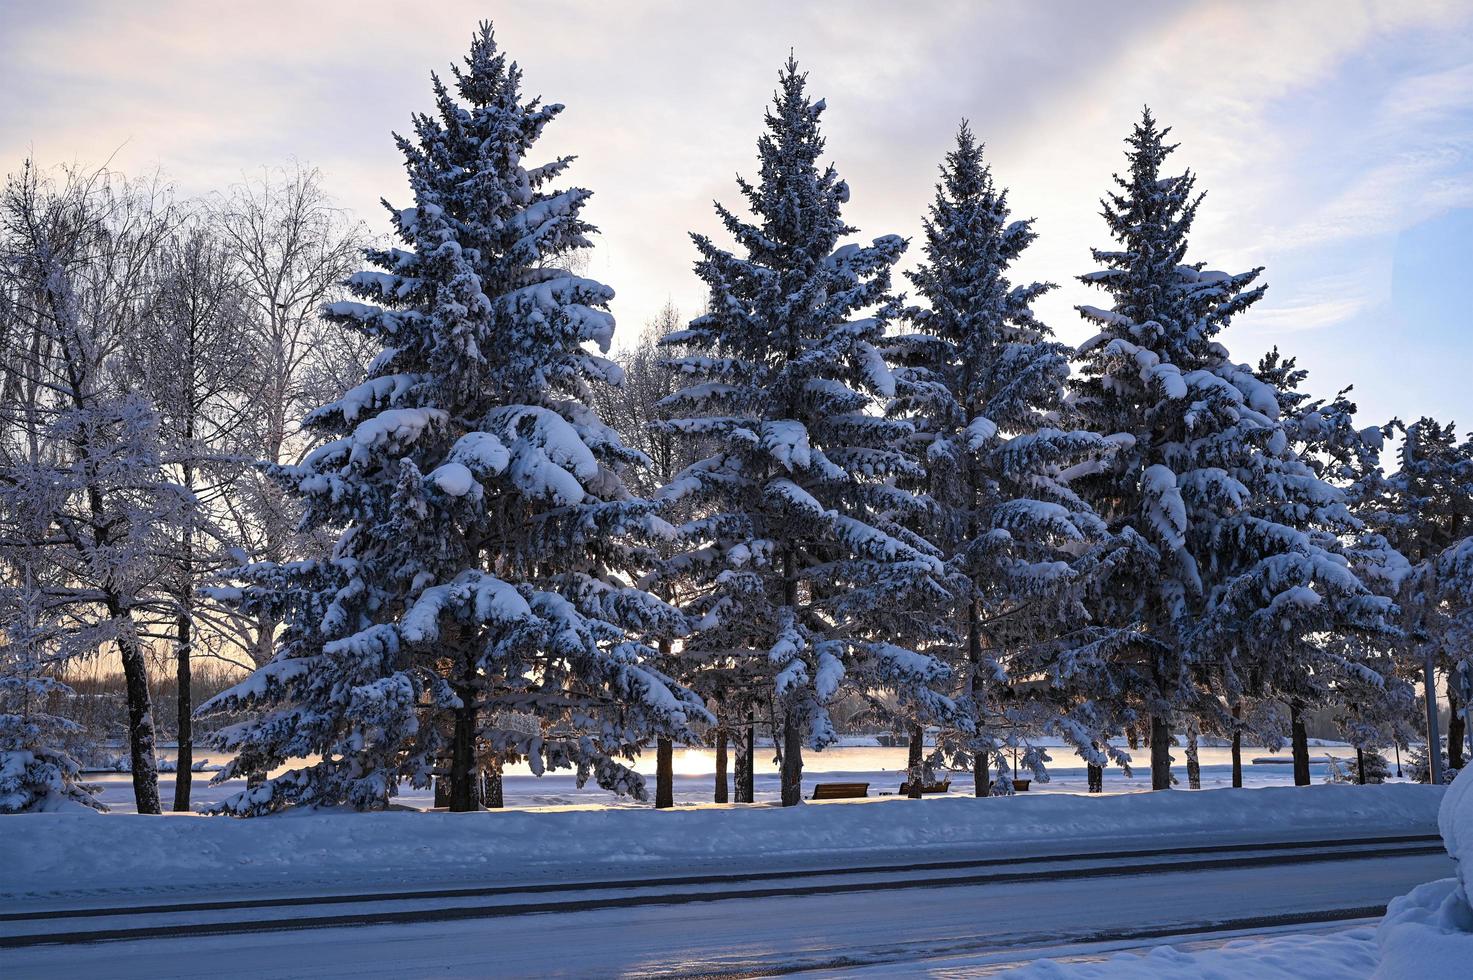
[1359,750,1391,784]
[1410,742,1459,784]
[0,598,104,813]
[0,674,103,813]
[1325,750,1391,785]
[1324,755,1350,784]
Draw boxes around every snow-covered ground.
[3,853,1446,979]
[3,782,1444,904]
[2,782,1451,978]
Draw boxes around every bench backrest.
[898,779,951,795]
[811,782,870,799]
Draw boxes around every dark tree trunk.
[656,737,674,809]
[1150,713,1172,791]
[172,436,197,812]
[975,750,991,797]
[115,605,161,815]
[172,602,193,811]
[906,723,924,798]
[1291,701,1311,787]
[714,728,729,804]
[449,654,478,811]
[654,633,675,808]
[1231,704,1243,788]
[735,708,755,803]
[780,708,803,807]
[1357,746,1367,785]
[1148,655,1173,791]
[71,321,159,815]
[778,547,803,809]
[1422,647,1443,785]
[1448,676,1466,771]
[1185,723,1200,790]
[434,775,451,808]
[967,598,989,798]
[484,757,504,809]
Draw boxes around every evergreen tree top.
[1078,107,1265,366]
[322,20,612,407]
[733,55,852,257]
[672,55,905,386]
[907,124,1053,357]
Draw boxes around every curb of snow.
[0,783,1446,902]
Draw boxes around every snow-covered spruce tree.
[658,58,954,807]
[1254,351,1413,776]
[201,23,707,814]
[1070,109,1396,790]
[885,125,1128,796]
[1375,417,1473,775]
[1439,534,1473,769]
[591,303,712,807]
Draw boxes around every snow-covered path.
[2,839,1450,977]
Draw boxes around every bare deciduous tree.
[0,161,182,814]
[209,165,368,668]
[125,223,256,809]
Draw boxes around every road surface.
[1,834,1450,977]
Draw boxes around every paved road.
[1,836,1451,978]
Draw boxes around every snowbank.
[0,783,1443,901]
[1374,879,1473,979]
[1373,766,1473,978]
[1440,758,1473,896]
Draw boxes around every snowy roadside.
[1371,764,1473,978]
[963,765,1473,978]
[1,783,1444,905]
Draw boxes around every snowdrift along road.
[2,783,1445,904]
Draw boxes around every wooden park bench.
[897,778,951,796]
[810,781,870,800]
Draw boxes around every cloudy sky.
[4,1,1471,432]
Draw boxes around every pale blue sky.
[3,0,1470,432]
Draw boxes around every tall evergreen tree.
[886,125,1127,796]
[658,58,954,807]
[1254,352,1413,773]
[1375,417,1473,775]
[202,23,706,815]
[592,303,709,807]
[1071,109,1395,789]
